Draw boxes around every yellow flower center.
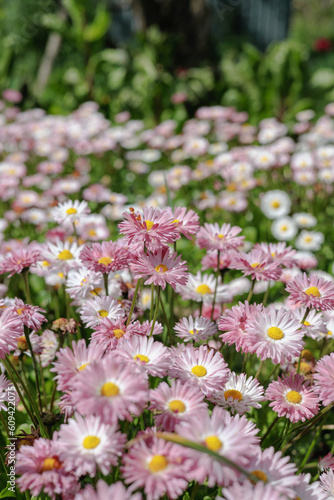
[281,225,288,232]
[100,382,119,397]
[90,287,102,295]
[303,321,311,326]
[41,457,62,472]
[134,354,150,363]
[172,219,180,225]
[267,326,284,340]
[57,249,73,260]
[98,309,108,317]
[196,284,211,295]
[82,435,100,450]
[78,363,89,371]
[17,336,28,350]
[328,330,333,336]
[98,257,112,265]
[42,260,50,267]
[304,236,312,243]
[66,208,77,215]
[89,229,97,237]
[251,262,261,268]
[113,329,125,339]
[251,470,268,482]
[205,435,223,452]
[299,362,312,374]
[145,220,154,230]
[191,365,207,377]
[58,272,64,278]
[286,390,302,404]
[148,455,168,473]
[270,200,280,208]
[305,286,321,297]
[16,308,24,315]
[224,389,243,402]
[168,400,186,413]
[217,234,224,239]
[155,264,168,273]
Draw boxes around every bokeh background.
[1,0,334,124]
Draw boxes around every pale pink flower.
[196,223,244,252]
[165,207,200,239]
[75,480,142,500]
[132,248,188,290]
[314,353,334,405]
[230,248,281,281]
[0,306,24,359]
[286,273,334,310]
[115,336,170,377]
[218,301,263,352]
[0,246,41,277]
[80,241,130,274]
[266,373,319,422]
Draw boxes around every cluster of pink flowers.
[0,99,334,499]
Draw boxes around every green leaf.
[0,487,16,498]
[83,6,111,42]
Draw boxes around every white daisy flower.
[293,213,317,229]
[174,316,217,342]
[209,372,265,414]
[252,149,276,169]
[177,271,232,304]
[295,230,324,251]
[318,168,334,184]
[51,199,90,226]
[66,268,102,300]
[45,270,67,287]
[271,217,297,241]
[42,240,83,271]
[291,152,314,170]
[80,296,124,328]
[261,190,291,219]
[139,288,152,311]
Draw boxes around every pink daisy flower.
[57,413,126,477]
[286,273,334,311]
[230,248,282,281]
[16,438,79,500]
[0,245,41,277]
[13,331,43,357]
[169,344,229,395]
[13,298,47,330]
[90,317,131,352]
[243,446,298,497]
[314,353,334,405]
[115,336,170,377]
[320,469,334,498]
[72,355,149,422]
[174,315,217,342]
[218,301,263,353]
[319,452,334,472]
[79,296,124,328]
[266,373,319,422]
[0,373,12,411]
[201,249,234,271]
[209,372,265,415]
[255,242,296,268]
[75,480,142,500]
[293,307,326,339]
[121,434,190,500]
[148,380,208,431]
[131,247,188,290]
[51,339,105,392]
[118,207,179,250]
[290,473,327,500]
[80,241,130,274]
[0,306,23,359]
[222,481,288,500]
[196,222,244,251]
[246,305,304,364]
[165,207,200,239]
[126,319,163,337]
[176,406,259,487]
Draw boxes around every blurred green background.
[1,0,334,124]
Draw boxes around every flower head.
[196,223,244,251]
[80,241,130,274]
[286,273,334,311]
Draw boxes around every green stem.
[255,360,265,379]
[211,250,220,321]
[38,355,47,409]
[298,412,329,473]
[149,283,155,321]
[262,280,271,307]
[261,415,280,443]
[22,269,32,304]
[297,308,311,374]
[159,293,173,346]
[4,357,47,438]
[278,419,290,450]
[241,353,248,373]
[150,287,161,338]
[3,357,38,428]
[103,273,109,296]
[49,382,57,412]
[24,326,43,412]
[0,411,9,436]
[263,363,280,384]
[126,278,142,326]
[247,279,256,304]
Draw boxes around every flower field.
[1,94,334,499]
